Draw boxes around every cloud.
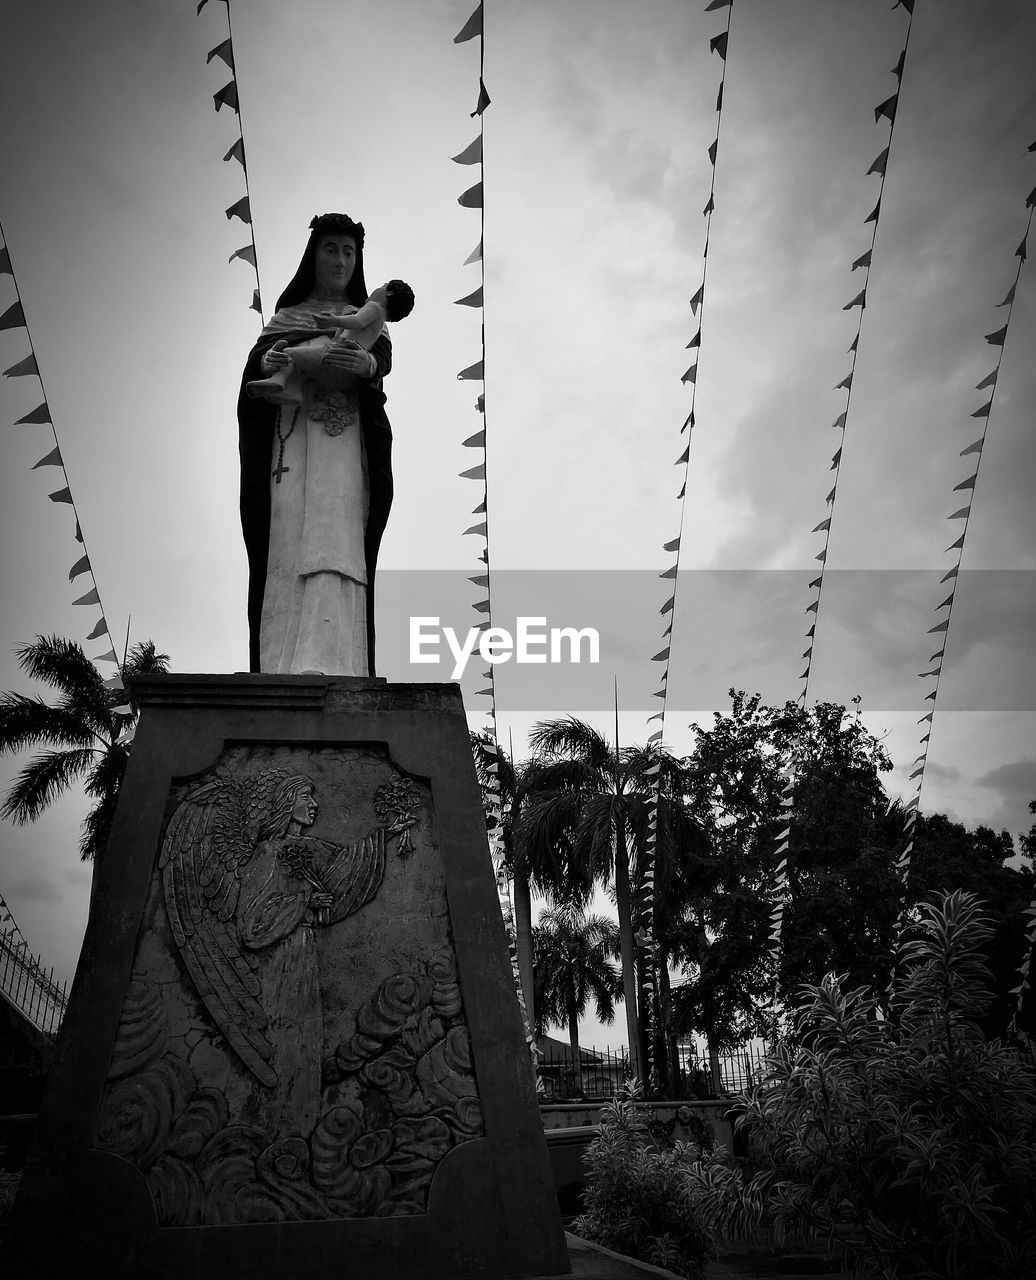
[9,872,61,903]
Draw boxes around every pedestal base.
[11,676,568,1280]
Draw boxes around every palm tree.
[470,732,569,1034]
[533,901,621,1091]
[519,717,652,1081]
[0,634,170,867]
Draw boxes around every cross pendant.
[273,461,289,484]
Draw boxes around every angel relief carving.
[93,763,485,1226]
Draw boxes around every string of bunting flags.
[451,3,535,1063]
[0,228,130,717]
[639,0,736,1088]
[766,0,915,991]
[888,149,1036,1015]
[197,0,263,315]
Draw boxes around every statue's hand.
[262,339,292,373]
[322,340,375,378]
[312,313,341,332]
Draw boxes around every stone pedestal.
[11,676,569,1280]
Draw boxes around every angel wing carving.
[159,768,277,1087]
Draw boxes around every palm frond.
[79,789,119,862]
[529,716,614,770]
[0,693,98,753]
[517,757,605,799]
[1,746,97,823]
[14,634,100,694]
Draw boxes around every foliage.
[571,1083,716,1279]
[532,902,621,1056]
[706,891,1036,1278]
[0,634,169,861]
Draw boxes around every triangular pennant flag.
[930,648,945,661]
[49,486,72,504]
[4,353,38,378]
[647,712,664,724]
[874,94,898,124]
[815,548,827,563]
[647,730,663,744]
[472,499,487,514]
[812,518,831,533]
[945,533,965,551]
[468,574,489,587]
[659,564,677,580]
[808,576,821,589]
[682,409,695,433]
[463,521,488,536]
[475,394,485,413]
[660,596,675,615]
[985,325,1008,346]
[93,648,118,664]
[689,284,704,314]
[662,621,672,636]
[826,486,836,504]
[1017,236,1028,263]
[471,78,491,117]
[830,448,842,469]
[32,445,61,469]
[676,482,685,499]
[1028,182,1036,205]
[463,238,483,266]
[709,31,728,58]
[970,401,992,418]
[73,587,100,606]
[86,618,107,641]
[716,82,723,111]
[928,620,949,634]
[225,196,251,223]
[462,429,486,448]
[848,334,859,353]
[976,369,998,389]
[865,150,889,182]
[0,300,27,331]
[459,463,486,480]
[835,372,853,390]
[806,625,815,637]
[703,195,714,217]
[68,554,90,581]
[674,445,689,465]
[229,244,256,266]
[805,600,819,614]
[75,521,83,543]
[0,245,11,274]
[473,599,491,614]
[935,593,954,611]
[681,364,697,385]
[454,3,483,44]
[843,289,866,310]
[457,360,484,380]
[940,565,959,584]
[454,286,483,308]
[996,283,1016,308]
[851,249,872,272]
[663,537,680,553]
[652,647,670,662]
[458,182,483,208]
[864,199,881,224]
[707,138,718,166]
[223,138,245,166]
[213,80,239,113]
[704,0,732,10]
[251,290,262,314]
[686,328,702,350]
[802,646,813,659]
[206,37,234,69]
[451,136,482,165]
[960,439,983,457]
[831,412,847,430]
[16,401,51,425]
[953,473,977,491]
[947,506,970,520]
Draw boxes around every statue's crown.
[309,212,365,244]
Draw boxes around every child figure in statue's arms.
[246,278,415,403]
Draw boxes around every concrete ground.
[561,1235,845,1280]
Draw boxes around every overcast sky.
[1,2,1034,1051]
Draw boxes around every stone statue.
[237,214,413,676]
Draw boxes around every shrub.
[571,1084,716,1279]
[700,891,1036,1278]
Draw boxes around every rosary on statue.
[273,406,301,483]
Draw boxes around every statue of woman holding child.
[236,212,413,677]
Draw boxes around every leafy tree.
[470,732,570,1034]
[519,717,652,1080]
[0,634,170,865]
[532,902,621,1079]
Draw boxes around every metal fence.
[536,1038,771,1100]
[0,928,68,1037]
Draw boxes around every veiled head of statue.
[276,212,368,309]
